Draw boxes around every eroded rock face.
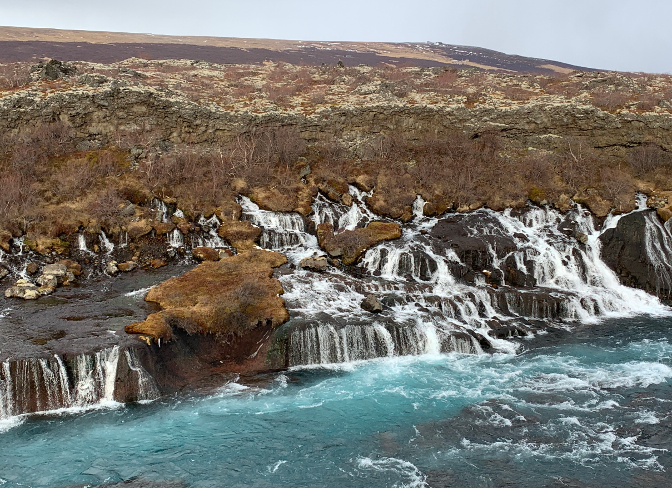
[599,211,672,300]
[317,221,402,265]
[126,248,289,342]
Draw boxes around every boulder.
[57,259,82,276]
[217,220,261,251]
[42,263,67,278]
[126,220,153,240]
[316,221,402,265]
[126,249,289,342]
[192,246,220,262]
[150,258,167,269]
[153,222,176,236]
[0,266,8,281]
[118,261,137,272]
[26,262,40,275]
[299,255,329,272]
[5,279,40,300]
[36,274,58,289]
[36,59,78,80]
[361,294,383,313]
[105,261,119,275]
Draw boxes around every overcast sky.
[2,0,671,73]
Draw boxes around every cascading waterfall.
[99,231,114,254]
[243,191,671,366]
[167,228,185,248]
[193,214,228,249]
[0,346,159,420]
[239,196,317,262]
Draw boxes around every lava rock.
[36,59,78,80]
[0,266,8,281]
[361,294,383,313]
[299,255,328,272]
[118,261,137,272]
[36,274,58,289]
[5,279,40,300]
[42,263,67,280]
[105,261,119,275]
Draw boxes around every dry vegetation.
[1,59,672,250]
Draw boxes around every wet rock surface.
[599,210,672,301]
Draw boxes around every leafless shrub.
[0,63,32,90]
[89,188,125,229]
[627,143,671,177]
[592,89,631,111]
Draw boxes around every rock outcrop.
[316,222,402,265]
[599,211,672,300]
[126,248,289,342]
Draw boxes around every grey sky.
[1,0,671,73]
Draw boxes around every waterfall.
[0,346,160,420]
[193,215,228,249]
[152,198,170,223]
[124,350,160,402]
[167,229,185,248]
[77,233,91,253]
[239,196,318,262]
[99,231,114,254]
[310,185,375,232]
[642,212,672,294]
[288,322,481,366]
[267,191,672,367]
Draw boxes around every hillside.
[0,26,588,73]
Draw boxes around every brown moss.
[125,249,289,342]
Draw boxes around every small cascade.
[167,229,185,248]
[118,231,129,248]
[311,185,375,232]
[124,350,160,402]
[151,198,170,223]
[73,346,120,405]
[642,212,672,295]
[193,215,228,249]
[77,233,91,253]
[0,346,160,420]
[239,196,318,260]
[99,231,114,254]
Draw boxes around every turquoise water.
[2,317,672,487]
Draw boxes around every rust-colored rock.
[125,249,289,342]
[26,262,40,275]
[217,220,261,251]
[126,219,153,239]
[316,221,402,265]
[153,222,176,236]
[150,258,167,269]
[57,259,82,276]
[192,246,220,262]
[118,261,137,272]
